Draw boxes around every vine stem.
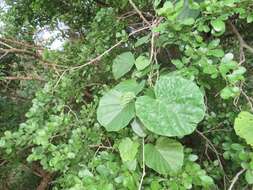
[53,25,153,86]
[196,129,229,187]
[138,138,145,190]
[228,21,253,54]
[69,25,152,71]
[128,0,151,26]
[228,168,246,190]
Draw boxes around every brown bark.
[36,172,52,190]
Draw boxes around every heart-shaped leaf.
[112,52,135,79]
[97,80,144,131]
[135,75,205,137]
[234,111,253,146]
[145,138,184,174]
[118,138,139,162]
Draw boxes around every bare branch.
[0,41,13,49]
[128,0,151,26]
[228,168,246,190]
[138,138,145,190]
[3,76,45,81]
[70,25,152,71]
[0,37,43,50]
[196,130,226,175]
[228,21,253,54]
[0,51,8,60]
[88,144,114,150]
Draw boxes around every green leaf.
[207,49,224,57]
[177,0,200,21]
[135,35,150,47]
[188,154,198,162]
[150,180,162,190]
[118,138,139,162]
[171,59,184,69]
[145,138,184,174]
[135,55,150,71]
[219,61,237,78]
[247,15,253,23]
[220,86,240,99]
[181,18,195,25]
[131,119,147,137]
[200,175,214,186]
[227,66,246,84]
[221,53,234,63]
[208,39,220,49]
[114,79,145,95]
[156,1,174,16]
[124,159,137,171]
[246,170,253,184]
[211,18,225,33]
[234,112,253,146]
[135,75,205,137]
[97,80,143,131]
[112,52,135,79]
[154,0,162,8]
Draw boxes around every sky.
[35,22,68,50]
[0,0,66,50]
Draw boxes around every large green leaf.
[112,52,135,79]
[118,138,139,162]
[234,111,253,146]
[135,75,205,137]
[145,138,184,174]
[97,80,143,131]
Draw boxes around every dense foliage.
[1,0,253,189]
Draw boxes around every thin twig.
[241,90,253,112]
[196,130,225,174]
[54,70,67,88]
[128,0,150,26]
[117,11,137,20]
[0,160,7,167]
[0,41,13,49]
[0,37,43,50]
[70,25,152,71]
[0,51,8,59]
[2,76,45,81]
[196,129,229,188]
[88,144,114,150]
[148,18,162,86]
[138,138,145,190]
[228,168,246,190]
[228,21,253,54]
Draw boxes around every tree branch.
[128,0,151,26]
[2,76,45,81]
[228,21,253,54]
[70,25,152,70]
[228,168,246,190]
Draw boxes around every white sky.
[35,22,68,50]
[0,0,66,50]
